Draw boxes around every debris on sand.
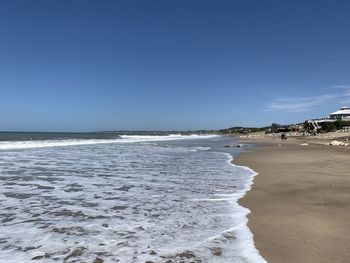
[329,140,349,146]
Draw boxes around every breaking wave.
[0,134,218,150]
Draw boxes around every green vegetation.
[320,120,350,132]
[218,126,269,134]
[219,120,350,135]
[303,121,312,132]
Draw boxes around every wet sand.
[235,138,350,263]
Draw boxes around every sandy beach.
[235,137,350,263]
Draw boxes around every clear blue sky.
[1,0,350,131]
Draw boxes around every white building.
[329,106,350,120]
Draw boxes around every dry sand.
[235,137,350,263]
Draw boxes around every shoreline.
[234,137,350,263]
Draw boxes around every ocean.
[0,132,266,263]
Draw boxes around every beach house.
[329,106,350,120]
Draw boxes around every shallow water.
[0,135,265,263]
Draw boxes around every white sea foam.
[119,134,217,141]
[0,134,218,150]
[0,136,265,263]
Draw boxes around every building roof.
[330,106,350,116]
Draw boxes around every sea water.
[0,133,266,263]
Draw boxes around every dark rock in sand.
[64,247,86,260]
[52,226,88,236]
[93,257,104,263]
[31,253,49,260]
[23,245,41,251]
[211,247,223,256]
[53,227,66,234]
[176,250,196,259]
[223,232,236,240]
[164,250,202,263]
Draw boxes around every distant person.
[281,133,287,140]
